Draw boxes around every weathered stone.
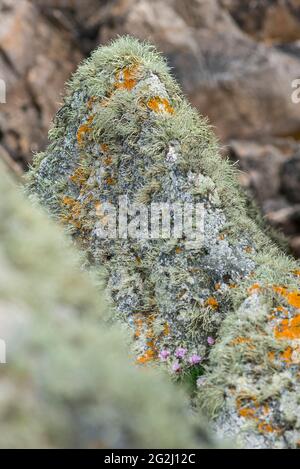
[221,0,300,43]
[229,138,300,254]
[28,37,300,448]
[281,153,300,204]
[0,0,82,166]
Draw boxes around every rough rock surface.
[0,161,213,449]
[28,37,300,448]
[221,0,300,43]
[229,139,300,257]
[0,0,82,168]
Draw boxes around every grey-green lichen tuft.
[27,36,300,448]
[0,162,216,449]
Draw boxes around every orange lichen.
[236,396,258,419]
[244,246,253,253]
[205,297,219,310]
[230,337,253,346]
[268,346,300,366]
[134,316,143,339]
[103,156,113,166]
[61,196,83,229]
[163,322,170,336]
[136,349,156,364]
[147,96,174,115]
[134,314,161,365]
[268,306,289,321]
[273,285,288,296]
[286,291,300,309]
[105,177,116,186]
[236,396,279,434]
[69,167,89,186]
[248,283,261,294]
[175,246,183,254]
[273,285,300,309]
[293,270,300,277]
[77,115,94,147]
[282,346,293,364]
[268,351,275,362]
[100,143,109,153]
[274,314,300,340]
[115,65,139,91]
[257,422,277,434]
[87,96,97,110]
[214,283,221,291]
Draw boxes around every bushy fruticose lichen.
[28,37,300,448]
[0,162,216,449]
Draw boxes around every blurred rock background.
[0,0,300,255]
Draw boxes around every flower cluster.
[158,345,209,375]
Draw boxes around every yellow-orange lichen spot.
[257,422,277,434]
[205,297,219,310]
[105,176,116,186]
[163,322,170,336]
[248,283,261,295]
[115,65,139,91]
[103,156,113,166]
[136,349,156,364]
[87,96,97,110]
[230,337,253,346]
[61,196,82,229]
[273,285,300,309]
[147,96,174,115]
[236,396,278,434]
[275,314,300,340]
[69,167,88,186]
[77,115,94,147]
[100,143,109,153]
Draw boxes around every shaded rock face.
[28,37,300,448]
[229,139,300,257]
[0,161,210,449]
[0,0,82,168]
[281,153,300,204]
[221,0,300,43]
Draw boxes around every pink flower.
[159,349,170,361]
[175,347,187,359]
[189,354,202,365]
[207,336,215,346]
[172,361,181,373]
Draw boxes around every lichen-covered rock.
[28,37,300,448]
[0,162,213,449]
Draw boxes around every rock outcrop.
[0,161,212,449]
[28,37,300,448]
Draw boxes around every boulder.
[28,37,300,448]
